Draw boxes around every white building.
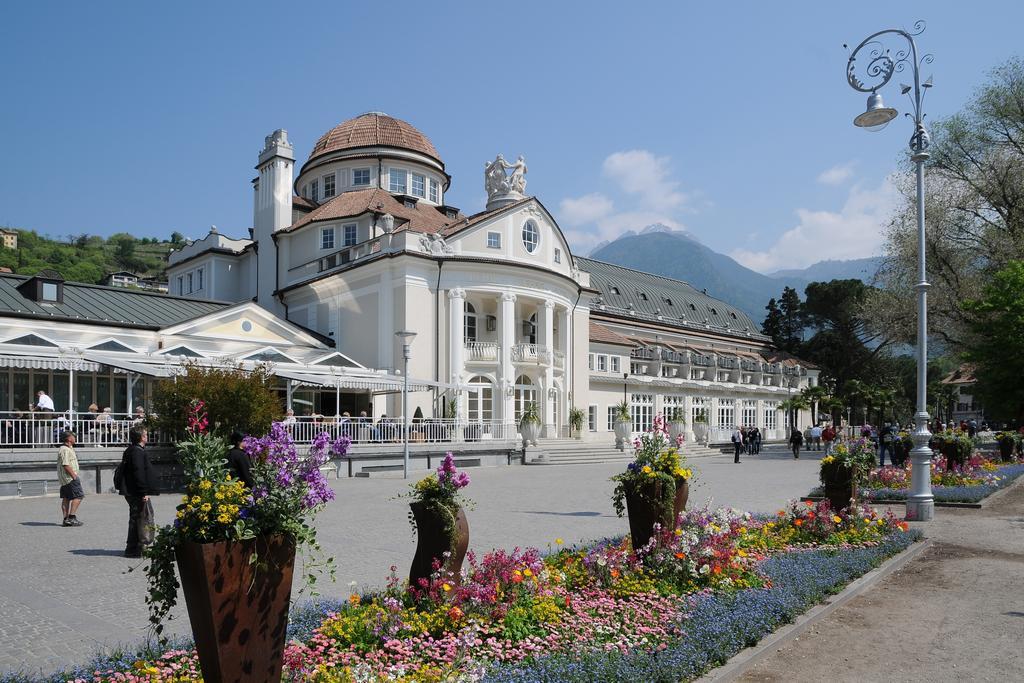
[166,112,819,442]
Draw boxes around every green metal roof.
[0,274,230,329]
[576,257,767,340]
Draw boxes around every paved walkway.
[737,478,1024,683]
[0,445,819,676]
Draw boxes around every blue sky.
[1,1,1021,273]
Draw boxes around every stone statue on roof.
[484,153,528,210]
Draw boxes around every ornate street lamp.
[395,330,417,479]
[845,20,934,521]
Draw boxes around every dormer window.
[664,297,673,306]
[522,220,540,254]
[353,168,370,186]
[16,270,64,304]
[610,286,620,295]
[310,179,319,201]
[42,282,59,301]
[429,179,440,203]
[403,197,417,209]
[638,292,648,301]
[323,173,336,198]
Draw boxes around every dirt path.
[736,483,1024,683]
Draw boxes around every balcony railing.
[317,237,383,273]
[465,341,499,362]
[283,418,517,445]
[0,412,167,449]
[630,347,655,360]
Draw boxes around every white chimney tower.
[253,129,294,312]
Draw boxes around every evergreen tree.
[778,286,803,352]
[762,297,783,344]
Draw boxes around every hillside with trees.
[0,228,185,284]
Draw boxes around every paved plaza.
[0,445,821,676]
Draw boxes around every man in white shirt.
[35,390,55,412]
[731,426,743,463]
[810,425,823,451]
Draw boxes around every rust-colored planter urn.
[624,479,673,552]
[409,501,469,589]
[673,477,690,524]
[175,534,296,683]
[822,468,857,513]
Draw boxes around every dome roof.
[305,112,442,167]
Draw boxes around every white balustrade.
[465,342,499,362]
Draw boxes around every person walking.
[121,428,158,557]
[751,426,762,455]
[822,424,836,455]
[789,427,804,459]
[731,425,743,463]
[810,424,823,451]
[57,430,84,526]
[225,431,254,489]
[879,422,897,467]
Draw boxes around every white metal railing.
[0,412,163,449]
[512,343,540,362]
[465,342,499,362]
[280,418,518,445]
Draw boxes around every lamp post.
[845,20,934,521]
[622,372,628,404]
[395,330,417,479]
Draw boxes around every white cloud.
[558,193,614,226]
[601,150,689,212]
[817,162,856,186]
[730,176,898,273]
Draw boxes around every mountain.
[769,256,882,283]
[587,226,882,323]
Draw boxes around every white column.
[684,394,695,443]
[734,397,743,429]
[498,292,517,422]
[540,300,555,437]
[448,288,466,388]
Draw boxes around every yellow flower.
[832,515,842,524]
[200,503,212,513]
[737,549,747,557]
[523,568,533,577]
[199,480,212,490]
[190,496,200,505]
[442,583,452,592]
[216,514,231,524]
[674,528,682,537]
[641,465,653,474]
[214,492,224,500]
[176,511,185,519]
[555,538,564,545]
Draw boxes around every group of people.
[787,424,840,459]
[729,426,764,463]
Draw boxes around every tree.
[780,396,809,433]
[778,286,803,353]
[151,364,283,438]
[170,231,185,245]
[963,260,1024,420]
[870,57,1024,347]
[761,297,783,342]
[113,236,136,270]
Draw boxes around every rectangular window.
[554,248,561,263]
[343,224,358,247]
[389,168,406,193]
[610,356,620,373]
[588,405,598,431]
[323,174,336,198]
[353,168,370,186]
[429,179,439,202]
[187,273,193,293]
[411,173,426,198]
[608,406,617,431]
[597,355,607,372]
[196,268,203,291]
[588,353,594,371]
[41,282,58,301]
[717,399,735,430]
[742,400,757,427]
[631,393,654,433]
[321,227,335,250]
[177,276,183,295]
[487,231,501,249]
[763,402,778,430]
[310,179,319,201]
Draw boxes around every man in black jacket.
[226,431,254,489]
[122,427,158,558]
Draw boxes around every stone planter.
[693,422,709,445]
[519,420,541,448]
[613,419,632,450]
[668,421,686,444]
[672,477,690,524]
[408,501,469,589]
[624,478,673,552]
[175,534,296,683]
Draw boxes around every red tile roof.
[590,322,635,347]
[942,363,976,384]
[307,113,441,166]
[284,188,458,235]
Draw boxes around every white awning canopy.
[80,352,179,378]
[275,370,480,393]
[0,353,100,372]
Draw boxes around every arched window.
[464,302,477,343]
[467,376,493,423]
[514,374,536,422]
[522,220,540,253]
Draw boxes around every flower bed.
[10,502,921,683]
[809,452,1024,504]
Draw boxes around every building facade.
[165,113,819,441]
